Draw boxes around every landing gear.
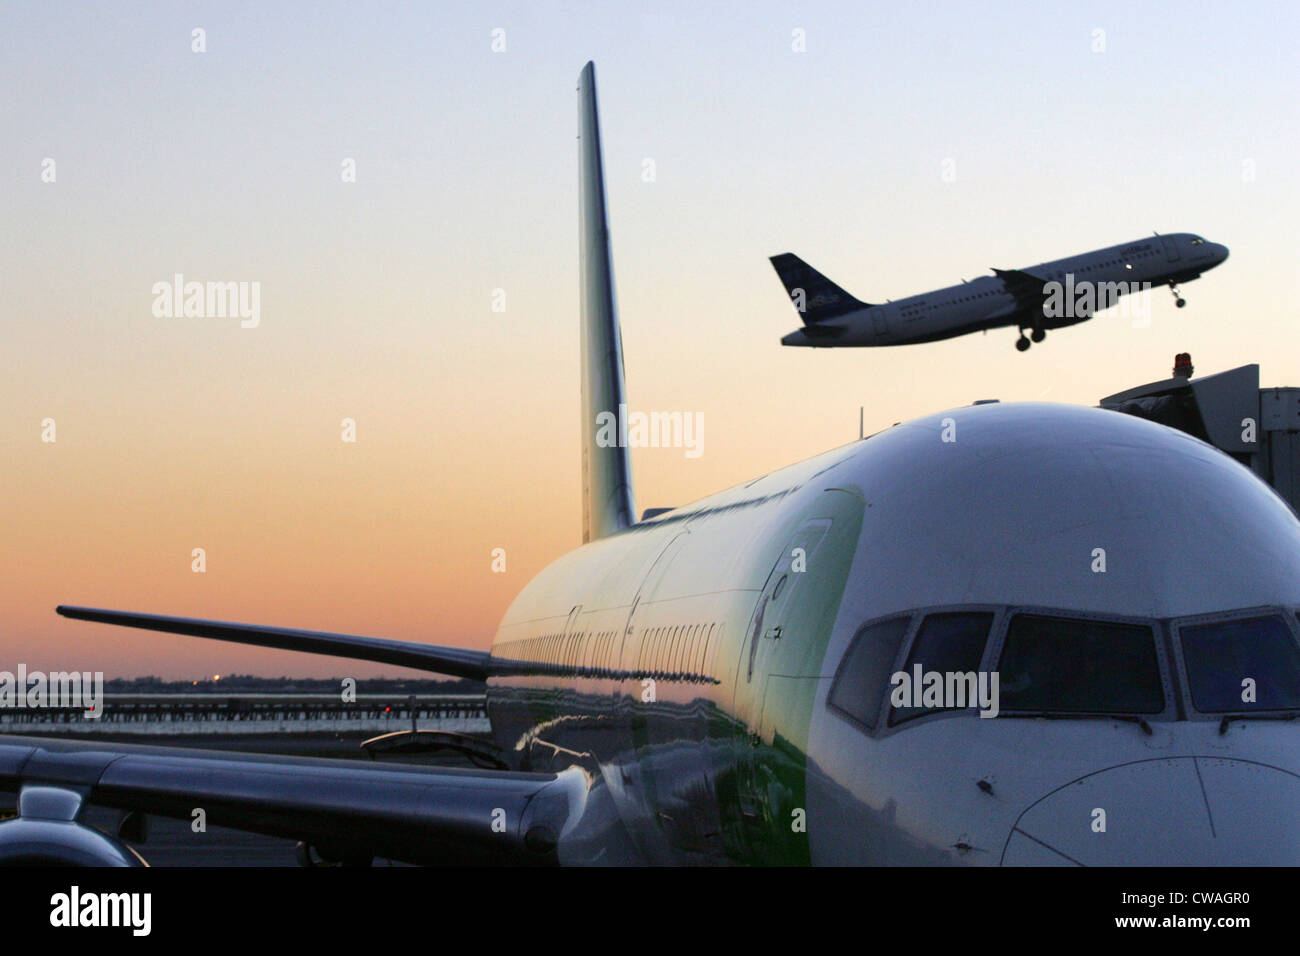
[1169,282,1186,308]
[1015,323,1041,351]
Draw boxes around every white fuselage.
[486,402,1300,865]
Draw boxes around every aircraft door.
[1162,236,1181,262]
[731,518,831,857]
[724,488,866,863]
[741,520,832,700]
[619,531,689,675]
[870,308,889,338]
[610,530,690,860]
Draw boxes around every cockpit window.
[1190,237,1206,245]
[1179,614,1300,713]
[830,616,909,730]
[889,612,993,725]
[997,614,1164,714]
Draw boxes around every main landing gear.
[1015,327,1046,351]
[1169,282,1186,308]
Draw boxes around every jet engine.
[0,786,146,866]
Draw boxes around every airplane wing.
[992,267,1054,319]
[55,606,490,681]
[0,606,579,865]
[0,733,582,866]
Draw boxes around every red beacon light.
[1173,353,1194,379]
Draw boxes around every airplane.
[772,232,1229,352]
[2,62,1298,867]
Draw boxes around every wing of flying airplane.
[992,266,1052,317]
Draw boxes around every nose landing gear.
[1169,282,1186,308]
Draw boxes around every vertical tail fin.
[578,62,636,542]
[769,253,872,324]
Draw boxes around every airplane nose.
[1002,757,1300,865]
[1216,243,1230,263]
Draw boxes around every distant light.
[213,675,221,681]
[1125,263,1133,269]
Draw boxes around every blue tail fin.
[769,253,872,324]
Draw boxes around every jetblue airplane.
[2,63,1297,867]
[773,232,1229,351]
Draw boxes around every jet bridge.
[1099,356,1300,513]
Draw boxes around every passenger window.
[1180,615,1300,712]
[829,617,910,730]
[889,612,994,725]
[998,614,1164,714]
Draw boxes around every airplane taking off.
[773,233,1229,351]
[3,64,1299,867]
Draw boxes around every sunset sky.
[3,1,1298,678]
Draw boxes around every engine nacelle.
[0,786,146,866]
